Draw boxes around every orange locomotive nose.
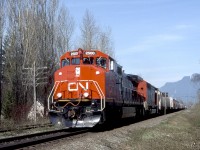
[53,66,105,101]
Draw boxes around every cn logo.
[68,82,89,91]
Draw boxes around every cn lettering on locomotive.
[68,82,89,92]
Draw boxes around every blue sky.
[64,0,200,88]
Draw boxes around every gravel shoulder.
[34,108,200,150]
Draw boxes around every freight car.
[158,93,186,114]
[47,48,183,128]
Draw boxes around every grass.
[128,105,200,150]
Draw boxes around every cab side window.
[61,58,70,67]
[96,57,107,68]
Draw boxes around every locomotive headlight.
[96,71,100,75]
[83,92,89,98]
[57,93,62,98]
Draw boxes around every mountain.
[160,76,200,104]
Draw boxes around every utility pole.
[23,62,47,123]
[33,61,36,123]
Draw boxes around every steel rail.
[0,128,89,149]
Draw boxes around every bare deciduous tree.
[80,9,99,50]
[79,9,115,57]
[56,6,75,55]
[97,27,114,58]
[2,0,75,120]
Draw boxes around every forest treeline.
[0,0,114,122]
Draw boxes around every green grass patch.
[128,106,200,150]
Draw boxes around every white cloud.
[126,33,184,53]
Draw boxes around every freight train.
[48,48,185,128]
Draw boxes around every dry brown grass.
[128,106,200,150]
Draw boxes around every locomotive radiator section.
[48,80,105,128]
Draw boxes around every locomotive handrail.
[47,80,105,111]
[47,81,62,111]
[93,81,105,110]
[47,80,69,110]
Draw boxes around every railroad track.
[0,128,89,149]
[0,123,52,133]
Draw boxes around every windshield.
[72,58,80,65]
[96,57,107,68]
[83,57,94,64]
[61,58,70,67]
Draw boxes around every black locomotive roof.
[127,74,143,83]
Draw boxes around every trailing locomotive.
[48,48,184,128]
